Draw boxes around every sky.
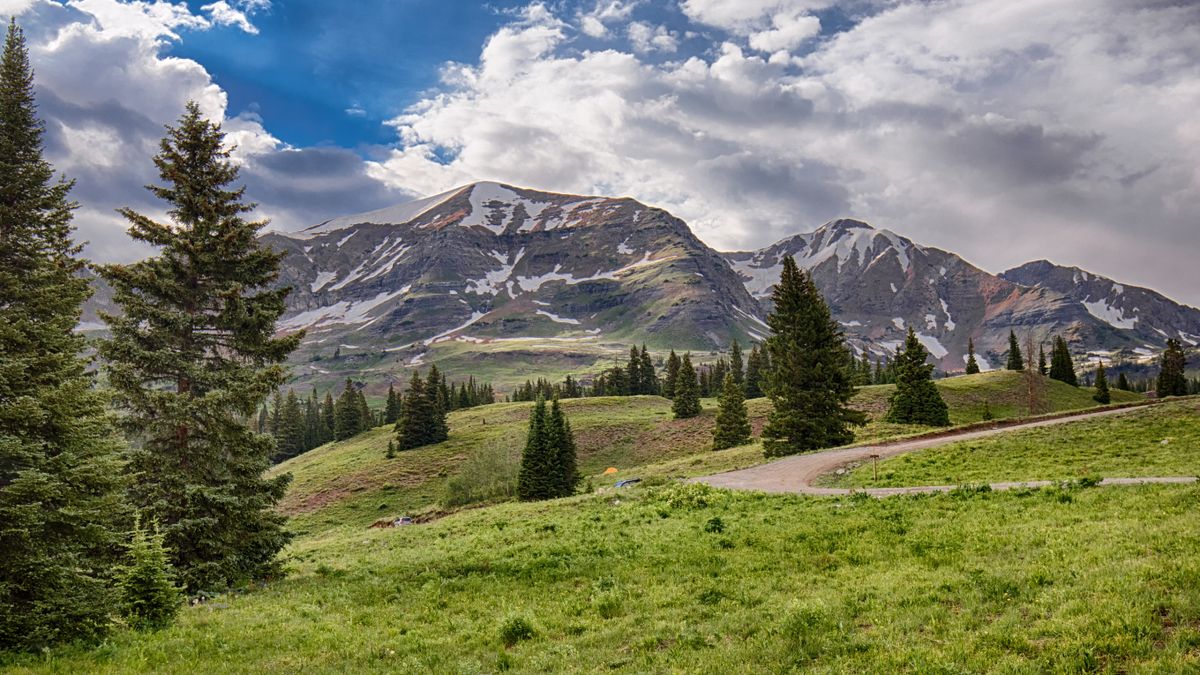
[2,0,1199,305]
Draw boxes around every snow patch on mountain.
[301,186,462,236]
[424,311,488,345]
[310,271,337,292]
[1082,297,1138,329]
[939,298,956,331]
[536,309,580,325]
[916,332,948,359]
[281,287,409,330]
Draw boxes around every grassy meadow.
[4,372,1197,673]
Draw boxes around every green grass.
[274,371,1146,535]
[7,483,1200,673]
[4,376,1197,673]
[831,399,1200,488]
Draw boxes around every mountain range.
[84,181,1200,392]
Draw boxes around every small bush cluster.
[657,482,726,510]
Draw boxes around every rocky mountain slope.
[724,219,1200,371]
[82,182,1198,390]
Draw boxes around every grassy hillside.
[7,483,1200,673]
[831,398,1200,488]
[275,370,1144,535]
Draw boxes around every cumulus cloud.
[201,1,258,34]
[626,21,677,54]
[368,0,1200,304]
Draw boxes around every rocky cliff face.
[260,182,765,355]
[81,183,1197,389]
[724,219,1197,370]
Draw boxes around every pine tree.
[384,384,401,424]
[712,374,751,450]
[729,340,744,386]
[98,101,297,593]
[386,440,396,460]
[1116,371,1131,391]
[1038,345,1048,376]
[1157,339,1188,397]
[761,257,865,456]
[356,388,373,431]
[334,378,361,441]
[274,389,304,461]
[321,392,336,442]
[517,397,553,500]
[626,346,642,395]
[119,517,181,632]
[885,328,950,426]
[425,365,449,443]
[545,398,579,497]
[639,345,656,394]
[672,353,702,419]
[1048,336,1078,386]
[1092,362,1111,404]
[663,350,681,399]
[1006,330,1024,371]
[395,371,431,450]
[964,337,981,374]
[744,344,766,398]
[0,21,129,650]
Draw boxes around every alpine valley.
[84,181,1200,395]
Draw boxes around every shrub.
[704,517,725,533]
[442,441,521,508]
[499,615,535,647]
[658,482,726,510]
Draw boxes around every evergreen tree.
[1006,330,1024,371]
[98,101,295,593]
[744,344,766,398]
[321,392,336,442]
[517,397,553,500]
[119,517,181,632]
[274,389,304,461]
[964,337,981,374]
[663,350,681,399]
[1116,371,1131,391]
[1048,336,1078,386]
[384,384,401,424]
[885,328,950,426]
[1092,362,1111,404]
[626,346,642,395]
[333,378,361,441]
[672,353,702,419]
[356,388,373,431]
[712,374,751,450]
[857,352,873,386]
[385,440,396,460]
[761,257,865,456]
[545,398,579,497]
[729,340,744,386]
[1038,345,1048,376]
[0,21,129,650]
[425,365,449,443]
[1157,339,1188,397]
[639,345,656,394]
[395,371,431,450]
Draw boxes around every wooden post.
[870,454,880,481]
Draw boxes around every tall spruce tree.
[517,397,553,500]
[964,337,981,374]
[545,398,579,497]
[672,353,702,419]
[333,378,361,441]
[663,350,681,399]
[0,20,129,650]
[744,344,766,398]
[1006,330,1024,371]
[98,101,297,593]
[1048,336,1078,386]
[638,345,656,395]
[885,328,950,426]
[761,257,865,456]
[1038,345,1048,376]
[712,374,751,450]
[384,385,401,424]
[425,365,449,444]
[729,340,744,386]
[1092,362,1111,404]
[1157,339,1188,397]
[395,371,432,450]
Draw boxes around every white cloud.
[369,0,1200,305]
[201,1,258,35]
[576,0,638,38]
[627,21,678,54]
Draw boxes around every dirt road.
[697,405,1198,496]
